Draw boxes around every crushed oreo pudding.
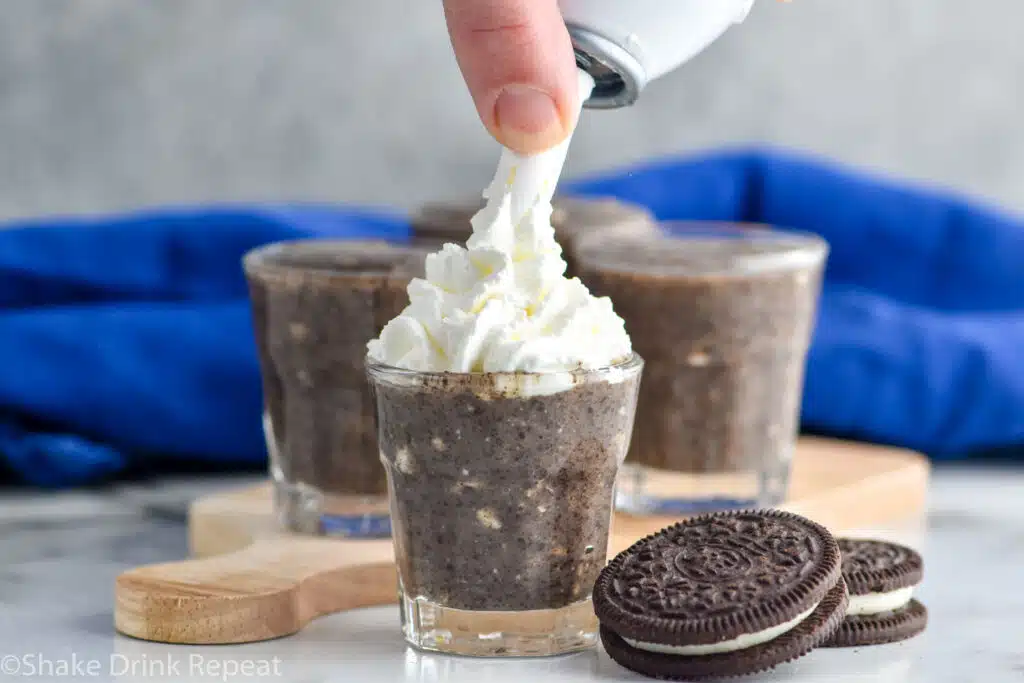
[244,240,430,535]
[371,359,641,610]
[575,224,827,511]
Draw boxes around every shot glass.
[242,239,427,537]
[574,223,828,514]
[367,355,643,657]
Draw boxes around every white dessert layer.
[623,603,817,656]
[367,69,633,380]
[847,586,914,616]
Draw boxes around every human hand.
[443,0,583,155]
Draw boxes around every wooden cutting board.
[114,437,929,645]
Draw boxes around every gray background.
[1,0,1021,222]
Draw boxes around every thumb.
[443,0,581,155]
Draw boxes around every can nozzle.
[570,26,646,109]
[562,0,757,109]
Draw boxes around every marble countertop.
[1,464,1022,683]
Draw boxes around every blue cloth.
[0,149,1022,487]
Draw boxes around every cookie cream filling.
[367,69,632,388]
[846,586,914,616]
[622,603,817,656]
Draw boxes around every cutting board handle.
[114,538,397,644]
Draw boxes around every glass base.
[399,588,598,657]
[614,462,789,515]
[272,477,390,538]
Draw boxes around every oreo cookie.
[823,538,927,647]
[595,510,848,680]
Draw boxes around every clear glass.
[574,222,828,515]
[367,355,643,657]
[242,239,427,537]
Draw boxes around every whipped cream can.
[561,0,757,107]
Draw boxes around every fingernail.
[493,85,565,151]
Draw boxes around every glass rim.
[366,352,644,382]
[574,220,829,277]
[242,238,428,281]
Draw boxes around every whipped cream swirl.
[368,71,632,375]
